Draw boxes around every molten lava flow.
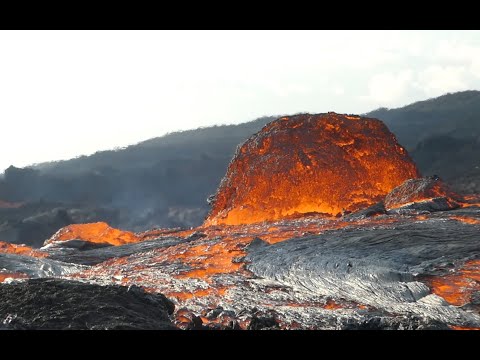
[429,259,480,306]
[0,241,47,258]
[450,326,480,330]
[70,213,413,314]
[384,177,461,210]
[460,194,480,208]
[323,299,346,310]
[206,113,419,226]
[45,222,141,246]
[0,272,28,283]
[451,216,480,225]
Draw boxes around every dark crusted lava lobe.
[206,113,420,225]
[0,279,177,330]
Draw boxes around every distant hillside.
[34,117,277,176]
[366,90,480,193]
[366,90,480,150]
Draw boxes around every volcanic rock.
[206,113,419,225]
[385,177,462,212]
[46,236,191,266]
[247,314,279,330]
[0,253,85,279]
[44,239,113,251]
[343,202,386,220]
[0,279,177,330]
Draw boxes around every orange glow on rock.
[428,259,480,306]
[72,214,413,306]
[450,325,480,330]
[451,216,480,225]
[0,272,28,283]
[0,241,47,258]
[45,222,141,246]
[462,194,480,207]
[323,299,343,310]
[168,287,227,301]
[206,113,419,226]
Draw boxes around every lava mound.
[206,113,420,225]
[44,222,141,247]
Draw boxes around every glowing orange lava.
[149,217,358,283]
[168,287,227,301]
[144,230,252,282]
[450,325,480,330]
[323,300,344,310]
[429,259,480,306]
[206,113,419,226]
[72,214,412,307]
[462,194,480,207]
[451,216,480,225]
[45,222,141,246]
[0,241,47,258]
[0,272,28,283]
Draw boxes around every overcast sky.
[1,30,480,173]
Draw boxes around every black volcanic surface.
[0,279,177,330]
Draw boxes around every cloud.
[416,65,469,98]
[434,40,480,79]
[272,83,310,98]
[362,63,473,108]
[362,70,413,105]
[333,85,345,96]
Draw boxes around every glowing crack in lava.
[428,259,480,306]
[206,113,420,225]
[45,222,141,246]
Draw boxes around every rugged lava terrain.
[1,113,480,330]
[0,279,176,330]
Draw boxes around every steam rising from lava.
[206,113,420,225]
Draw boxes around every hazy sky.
[1,30,480,173]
